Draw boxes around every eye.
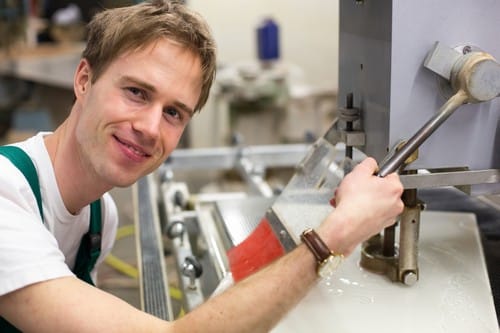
[125,87,147,101]
[163,106,181,120]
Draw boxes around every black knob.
[182,256,203,279]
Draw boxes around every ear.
[74,58,92,99]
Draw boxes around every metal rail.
[135,176,173,320]
[400,169,500,189]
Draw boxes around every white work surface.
[272,211,499,333]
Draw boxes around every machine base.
[272,211,498,332]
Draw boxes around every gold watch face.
[318,255,343,278]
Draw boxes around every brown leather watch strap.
[300,228,331,263]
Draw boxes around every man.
[0,1,404,332]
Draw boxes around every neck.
[44,111,112,214]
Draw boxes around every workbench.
[0,42,84,129]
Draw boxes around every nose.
[132,105,162,142]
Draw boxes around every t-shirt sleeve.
[0,159,73,296]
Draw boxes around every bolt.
[280,230,287,239]
[403,271,418,285]
[344,93,355,159]
[346,92,354,109]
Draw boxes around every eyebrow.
[173,101,194,118]
[119,75,195,117]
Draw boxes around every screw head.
[403,271,418,285]
[462,45,472,55]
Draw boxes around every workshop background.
[1,0,499,331]
[0,0,341,311]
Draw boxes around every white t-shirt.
[0,132,118,296]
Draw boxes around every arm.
[171,157,404,333]
[0,157,403,333]
[0,277,170,332]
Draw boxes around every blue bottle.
[257,18,280,62]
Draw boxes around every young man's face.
[73,38,202,187]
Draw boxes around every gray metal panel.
[391,0,500,170]
[339,0,500,171]
[339,0,392,162]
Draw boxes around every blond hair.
[82,0,216,112]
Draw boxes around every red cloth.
[227,217,285,282]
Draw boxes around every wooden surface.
[0,42,84,60]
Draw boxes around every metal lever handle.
[378,45,500,177]
[377,90,468,177]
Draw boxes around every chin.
[114,179,135,187]
[111,170,155,188]
[115,182,136,188]
[101,172,137,188]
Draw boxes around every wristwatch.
[301,228,343,278]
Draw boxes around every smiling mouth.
[114,135,151,158]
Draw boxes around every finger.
[355,157,379,175]
[385,173,404,195]
[385,172,401,181]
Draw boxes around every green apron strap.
[73,199,102,285]
[0,146,44,221]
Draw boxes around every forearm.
[0,277,171,333]
[173,244,318,333]
[0,244,316,333]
